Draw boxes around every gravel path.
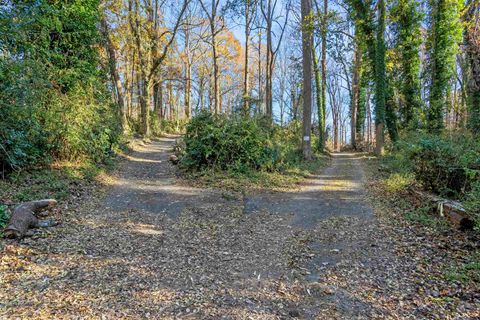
[1,137,478,319]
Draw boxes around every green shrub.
[464,181,480,230]
[385,132,480,198]
[0,205,9,232]
[0,0,121,173]
[383,132,480,229]
[383,173,415,193]
[181,112,279,172]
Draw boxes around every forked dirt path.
[3,137,463,319]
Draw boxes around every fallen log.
[4,199,57,239]
[410,189,474,231]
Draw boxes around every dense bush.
[386,132,480,197]
[181,112,280,172]
[0,0,121,173]
[384,132,480,219]
[0,205,8,232]
[382,132,480,229]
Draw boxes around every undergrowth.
[0,156,119,209]
[444,252,480,284]
[0,205,8,236]
[381,131,480,229]
[365,156,480,288]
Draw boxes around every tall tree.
[199,0,224,114]
[427,0,463,132]
[101,17,128,131]
[351,38,361,148]
[227,0,260,115]
[313,46,325,150]
[465,0,480,133]
[260,0,290,119]
[312,0,326,150]
[353,18,368,144]
[392,0,423,129]
[321,0,328,148]
[374,0,386,154]
[127,0,190,135]
[301,0,313,159]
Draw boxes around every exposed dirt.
[1,137,478,319]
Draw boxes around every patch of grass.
[382,173,415,193]
[444,252,480,284]
[0,159,115,204]
[404,205,446,229]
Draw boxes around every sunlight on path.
[244,152,372,228]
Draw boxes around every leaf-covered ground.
[1,137,478,319]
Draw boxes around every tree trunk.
[265,0,273,118]
[130,0,150,136]
[101,17,128,131]
[258,34,263,114]
[466,0,480,133]
[351,44,360,149]
[301,0,313,160]
[185,64,192,119]
[153,80,164,119]
[168,81,174,121]
[334,117,339,151]
[313,47,325,150]
[4,200,57,239]
[321,0,327,145]
[212,32,220,113]
[243,1,250,116]
[374,0,386,155]
[199,78,205,110]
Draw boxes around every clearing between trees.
[1,137,478,319]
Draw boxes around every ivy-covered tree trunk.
[313,46,325,150]
[374,0,386,155]
[394,0,423,129]
[465,0,480,134]
[356,71,367,142]
[427,0,463,133]
[385,77,399,142]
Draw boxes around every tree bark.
[374,0,386,155]
[265,0,273,118]
[351,44,360,149]
[301,0,313,160]
[129,0,150,136]
[465,0,480,133]
[321,0,327,145]
[101,17,128,131]
[258,33,264,114]
[199,0,221,114]
[243,0,251,116]
[313,46,325,150]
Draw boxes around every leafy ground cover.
[1,137,479,319]
[364,155,480,314]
